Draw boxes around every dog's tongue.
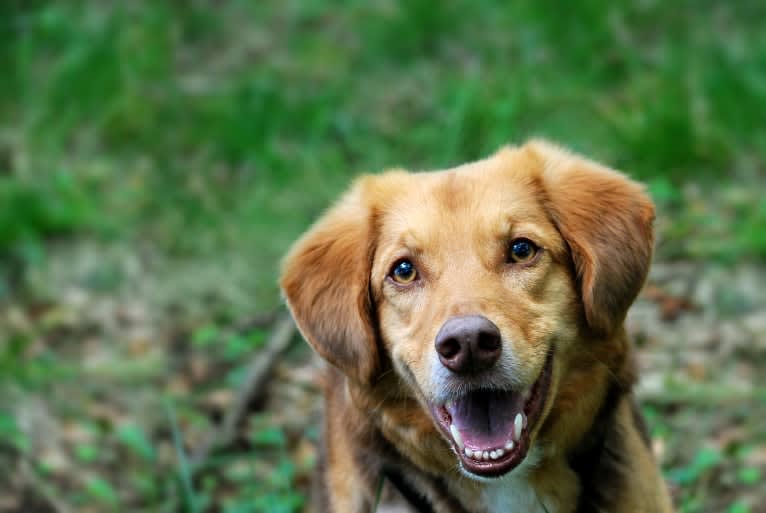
[446,390,523,449]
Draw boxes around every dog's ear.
[529,140,655,336]
[280,179,380,385]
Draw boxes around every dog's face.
[281,141,654,479]
[369,163,578,478]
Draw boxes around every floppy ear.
[529,140,655,336]
[280,179,380,385]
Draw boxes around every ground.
[1,1,765,512]
[1,244,764,513]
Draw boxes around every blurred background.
[1,1,764,512]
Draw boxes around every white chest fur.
[453,447,565,513]
[480,474,556,513]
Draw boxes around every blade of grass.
[164,398,199,513]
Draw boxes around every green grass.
[2,0,766,305]
[1,1,766,511]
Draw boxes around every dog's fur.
[280,140,674,513]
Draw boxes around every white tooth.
[464,447,473,458]
[505,440,515,451]
[482,451,489,460]
[496,449,504,458]
[522,412,528,428]
[450,424,464,450]
[490,451,498,460]
[514,413,523,441]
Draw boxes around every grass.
[3,0,766,304]
[1,0,765,512]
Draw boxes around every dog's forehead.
[377,155,550,248]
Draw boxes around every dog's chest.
[480,477,557,513]
[448,449,568,513]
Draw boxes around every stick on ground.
[190,313,296,471]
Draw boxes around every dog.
[280,140,674,513]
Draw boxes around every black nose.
[434,315,502,374]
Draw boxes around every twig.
[190,313,296,471]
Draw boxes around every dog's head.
[280,140,654,479]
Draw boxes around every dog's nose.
[435,315,502,374]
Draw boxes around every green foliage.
[0,173,96,251]
[1,0,763,307]
[84,476,120,507]
[667,447,722,486]
[251,425,287,449]
[116,423,156,462]
[225,415,306,513]
[75,443,99,463]
[192,325,220,347]
[0,412,30,452]
[0,171,99,296]
[737,467,761,486]
[727,502,752,513]
[0,332,73,387]
[735,199,766,256]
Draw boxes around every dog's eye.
[508,239,538,264]
[390,260,418,284]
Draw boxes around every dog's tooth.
[522,412,528,429]
[514,413,523,441]
[505,440,515,451]
[464,447,473,458]
[450,424,464,450]
[482,451,489,460]
[490,450,498,460]
[496,448,504,458]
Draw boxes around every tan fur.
[281,140,673,513]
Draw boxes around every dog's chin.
[428,348,554,479]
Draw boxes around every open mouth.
[431,348,554,478]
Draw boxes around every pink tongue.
[446,390,523,448]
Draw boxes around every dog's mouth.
[430,348,554,478]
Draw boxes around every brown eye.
[508,239,538,264]
[390,260,417,284]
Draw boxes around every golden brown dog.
[280,140,673,513]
